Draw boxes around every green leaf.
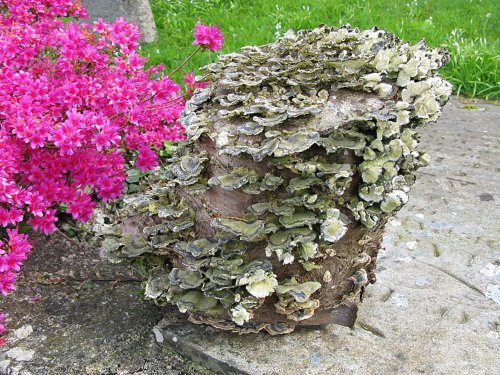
[126,168,142,183]
[160,140,176,157]
[78,279,94,290]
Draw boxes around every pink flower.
[0,312,6,343]
[0,251,27,273]
[0,272,17,296]
[192,24,224,52]
[0,208,24,227]
[183,72,209,91]
[6,229,31,256]
[183,72,196,86]
[135,146,158,172]
[93,18,110,34]
[96,177,124,202]
[27,209,58,235]
[66,193,95,222]
[0,0,224,307]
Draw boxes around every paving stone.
[157,98,500,375]
[0,98,498,374]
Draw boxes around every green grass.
[140,0,499,99]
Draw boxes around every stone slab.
[81,0,157,43]
[0,98,498,374]
[157,97,500,375]
[0,235,209,374]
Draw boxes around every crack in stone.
[414,259,486,298]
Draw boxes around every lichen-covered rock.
[93,25,451,334]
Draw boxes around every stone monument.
[81,0,157,43]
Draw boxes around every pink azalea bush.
[0,0,223,342]
[192,24,224,52]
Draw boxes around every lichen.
[208,167,258,190]
[320,208,348,243]
[274,279,322,321]
[236,268,278,298]
[231,304,251,326]
[211,218,266,242]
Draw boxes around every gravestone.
[81,0,157,43]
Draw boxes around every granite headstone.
[81,0,157,43]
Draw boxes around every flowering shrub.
[192,23,224,52]
[0,0,222,341]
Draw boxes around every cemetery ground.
[0,97,498,374]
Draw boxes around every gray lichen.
[93,25,451,334]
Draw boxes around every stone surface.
[0,235,209,374]
[81,0,157,43]
[157,97,500,374]
[0,97,498,374]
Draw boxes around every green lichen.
[208,167,258,190]
[211,218,266,242]
[321,208,348,243]
[236,268,278,299]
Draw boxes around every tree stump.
[95,26,451,334]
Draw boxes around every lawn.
[141,0,499,99]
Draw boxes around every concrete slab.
[0,234,209,374]
[157,97,500,374]
[0,98,498,374]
